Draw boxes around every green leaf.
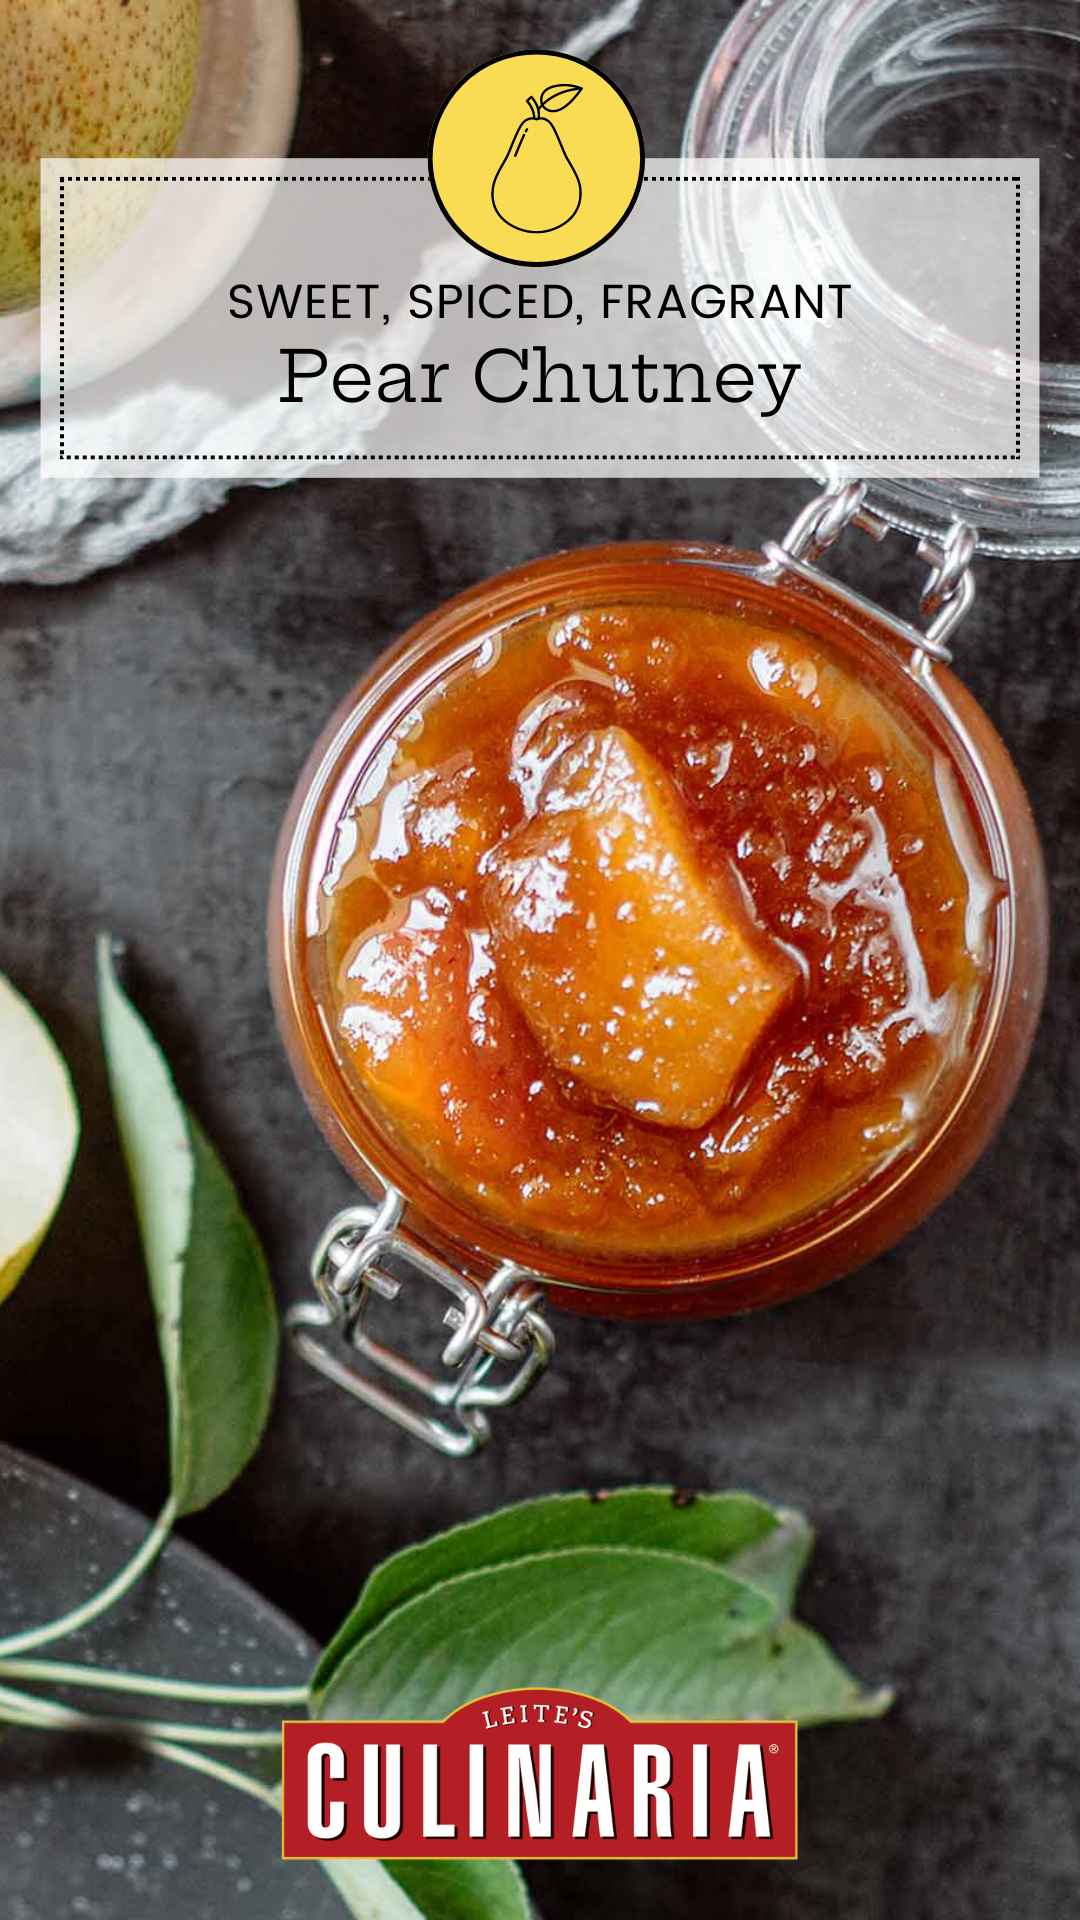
[179,1117,279,1512]
[320,1858,530,1920]
[319,1859,424,1919]
[317,1546,777,1723]
[0,970,79,1305]
[97,935,278,1515]
[314,1488,797,1699]
[679,1619,894,1726]
[314,1492,885,1733]
[726,1507,814,1614]
[385,1860,531,1920]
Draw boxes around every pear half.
[0,0,203,315]
[0,971,79,1304]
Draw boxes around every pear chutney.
[302,580,994,1261]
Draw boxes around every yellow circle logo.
[430,52,644,266]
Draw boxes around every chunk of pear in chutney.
[335,888,534,1171]
[368,758,517,897]
[0,0,202,314]
[484,727,800,1129]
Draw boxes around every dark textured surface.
[1,3,1079,1917]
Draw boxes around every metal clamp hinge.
[285,1189,555,1459]
[762,481,978,668]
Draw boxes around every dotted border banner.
[55,171,1026,467]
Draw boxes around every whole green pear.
[0,0,202,315]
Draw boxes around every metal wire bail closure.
[285,1189,555,1459]
[762,481,978,670]
[284,482,981,1459]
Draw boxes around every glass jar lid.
[684,0,1080,557]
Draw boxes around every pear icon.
[491,83,583,233]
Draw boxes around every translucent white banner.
[40,161,1038,479]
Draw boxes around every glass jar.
[685,0,1080,556]
[270,506,1048,1453]
[271,0,1065,1456]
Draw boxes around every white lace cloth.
[0,0,644,588]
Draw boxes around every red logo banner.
[282,1689,796,1860]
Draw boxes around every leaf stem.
[0,1683,281,1812]
[141,1735,281,1811]
[0,1679,283,1749]
[0,1655,307,1709]
[0,1496,177,1659]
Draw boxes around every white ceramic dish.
[0,0,301,410]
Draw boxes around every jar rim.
[269,540,1037,1302]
